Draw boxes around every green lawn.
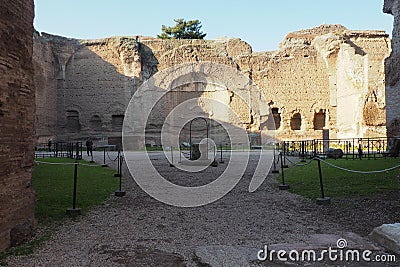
[33,158,118,224]
[280,158,400,199]
[1,158,118,265]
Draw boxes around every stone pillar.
[0,0,37,251]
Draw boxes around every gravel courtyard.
[6,151,399,266]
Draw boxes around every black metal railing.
[35,142,83,159]
[277,137,400,159]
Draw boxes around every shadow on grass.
[279,157,400,199]
[0,158,118,265]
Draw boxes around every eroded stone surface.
[369,223,400,255]
[384,0,400,136]
[33,24,390,145]
[0,0,37,251]
[194,233,383,267]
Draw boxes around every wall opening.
[66,110,80,132]
[313,110,326,130]
[290,113,302,130]
[90,115,102,131]
[112,115,124,132]
[270,108,281,130]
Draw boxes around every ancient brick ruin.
[33,24,390,146]
[384,0,400,136]
[0,0,397,254]
[0,0,37,251]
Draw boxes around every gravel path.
[6,151,399,266]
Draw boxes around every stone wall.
[33,24,390,144]
[33,32,58,143]
[0,0,36,251]
[384,0,400,136]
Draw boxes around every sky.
[34,0,394,52]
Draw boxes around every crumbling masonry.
[0,0,397,253]
[33,24,391,145]
[0,0,36,251]
[384,0,400,136]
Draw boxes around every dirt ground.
[6,151,399,266]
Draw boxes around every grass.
[33,158,118,224]
[280,157,400,199]
[145,146,164,151]
[0,158,118,265]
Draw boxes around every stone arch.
[363,91,385,126]
[153,70,233,145]
[124,62,269,150]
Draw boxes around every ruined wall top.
[37,23,390,57]
[33,23,391,141]
[285,24,347,40]
[383,0,395,14]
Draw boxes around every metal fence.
[277,137,400,159]
[35,142,83,159]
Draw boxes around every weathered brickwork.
[384,0,400,136]
[34,24,390,144]
[33,32,58,143]
[0,0,36,251]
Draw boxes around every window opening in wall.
[66,110,80,132]
[290,113,301,130]
[313,110,326,130]
[112,115,124,132]
[272,108,281,130]
[266,107,282,130]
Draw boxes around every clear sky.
[34,0,393,52]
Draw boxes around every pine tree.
[157,19,206,39]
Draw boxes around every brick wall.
[0,0,36,251]
[384,0,400,136]
[34,25,390,143]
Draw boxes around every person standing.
[48,139,52,152]
[358,141,363,160]
[86,137,93,158]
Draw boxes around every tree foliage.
[157,18,206,39]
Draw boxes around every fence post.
[114,150,120,177]
[179,145,182,163]
[313,139,317,158]
[283,142,288,168]
[115,154,126,197]
[301,141,306,162]
[211,146,218,167]
[75,142,81,160]
[316,158,331,205]
[101,146,107,167]
[170,146,174,167]
[66,161,82,215]
[272,145,279,174]
[279,153,289,190]
[219,144,224,164]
